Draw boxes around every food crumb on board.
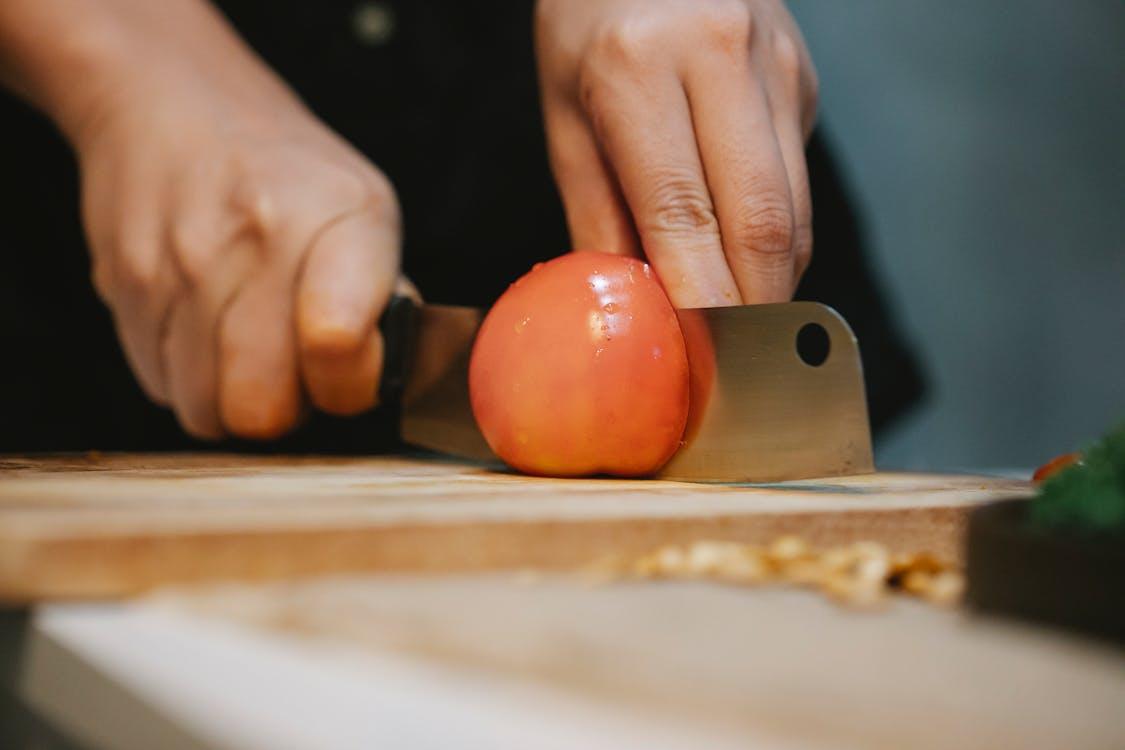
[569,537,965,609]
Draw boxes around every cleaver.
[379,296,873,483]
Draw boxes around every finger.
[765,31,814,285]
[112,255,177,406]
[161,232,256,440]
[685,49,797,304]
[296,209,399,415]
[585,73,741,308]
[542,98,639,256]
[772,117,812,285]
[106,244,178,406]
[89,190,176,405]
[162,292,222,440]
[218,260,304,439]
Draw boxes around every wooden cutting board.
[0,453,1030,602]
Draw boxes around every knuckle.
[231,177,281,237]
[326,168,372,211]
[113,242,161,294]
[699,1,754,53]
[586,18,659,72]
[360,169,400,223]
[736,200,795,258]
[169,220,220,285]
[771,30,803,83]
[643,172,721,236]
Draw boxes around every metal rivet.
[352,2,396,47]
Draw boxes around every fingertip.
[221,392,302,440]
[219,353,303,439]
[216,278,304,441]
[302,327,383,416]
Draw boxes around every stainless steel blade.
[657,302,874,482]
[398,300,873,481]
[399,304,496,461]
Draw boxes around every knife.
[379,296,874,483]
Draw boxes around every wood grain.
[0,453,1031,602]
[142,574,1124,750]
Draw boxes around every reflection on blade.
[400,304,497,462]
[658,302,874,483]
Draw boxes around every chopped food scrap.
[580,537,964,609]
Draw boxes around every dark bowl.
[965,498,1125,647]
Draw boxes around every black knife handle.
[377,294,418,412]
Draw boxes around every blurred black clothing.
[0,0,923,452]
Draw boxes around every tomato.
[1032,452,1081,482]
[469,251,689,477]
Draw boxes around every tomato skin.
[469,251,689,477]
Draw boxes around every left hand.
[535,0,818,307]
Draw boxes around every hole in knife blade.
[796,323,830,367]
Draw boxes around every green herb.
[1031,421,1125,533]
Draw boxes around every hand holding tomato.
[536,0,818,307]
[470,252,689,477]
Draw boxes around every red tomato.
[469,251,689,477]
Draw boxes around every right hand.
[535,0,819,308]
[70,17,403,440]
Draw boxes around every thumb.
[296,206,400,415]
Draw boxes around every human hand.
[70,8,402,439]
[536,0,818,307]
